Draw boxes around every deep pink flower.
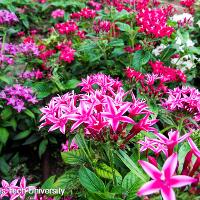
[136,8,174,38]
[101,96,135,131]
[51,9,65,19]
[138,153,196,200]
[61,139,79,152]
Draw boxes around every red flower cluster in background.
[149,61,187,83]
[70,8,96,20]
[55,20,78,35]
[136,8,174,38]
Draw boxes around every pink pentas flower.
[0,84,38,112]
[162,86,200,127]
[40,74,157,144]
[101,96,135,131]
[0,179,18,199]
[151,130,192,156]
[61,139,79,152]
[138,153,196,200]
[55,20,78,35]
[51,9,65,19]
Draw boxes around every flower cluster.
[19,69,43,80]
[162,86,200,124]
[180,0,195,7]
[0,53,14,67]
[0,177,35,199]
[0,84,38,112]
[70,7,96,20]
[55,20,78,35]
[88,0,102,10]
[139,130,192,157]
[61,139,79,152]
[0,10,18,25]
[136,8,174,38]
[40,73,157,146]
[171,13,193,27]
[93,20,111,33]
[149,61,187,83]
[51,9,65,19]
[59,45,76,63]
[0,42,39,56]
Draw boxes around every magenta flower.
[152,130,192,155]
[138,153,196,200]
[61,139,79,152]
[101,96,135,131]
[0,179,18,199]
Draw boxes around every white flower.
[171,13,193,26]
[152,44,166,56]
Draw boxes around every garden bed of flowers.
[0,0,199,199]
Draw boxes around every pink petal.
[120,116,135,124]
[106,96,117,114]
[161,187,176,200]
[139,160,161,179]
[111,118,119,131]
[178,131,192,144]
[20,177,26,188]
[137,180,160,196]
[170,175,197,188]
[188,138,200,158]
[10,179,18,187]
[118,102,131,115]
[1,180,9,188]
[162,153,177,179]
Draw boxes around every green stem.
[109,145,117,186]
[1,31,7,54]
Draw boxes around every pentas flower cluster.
[0,42,39,56]
[171,13,194,27]
[138,153,196,200]
[0,53,14,67]
[40,73,157,146]
[124,44,142,53]
[125,66,185,98]
[19,69,43,80]
[139,130,192,157]
[70,8,96,20]
[51,9,65,19]
[136,8,174,38]
[0,177,35,200]
[88,0,102,10]
[0,84,38,112]
[57,43,76,64]
[162,86,200,125]
[93,20,111,33]
[0,10,18,25]
[55,20,78,35]
[180,0,195,7]
[61,139,79,152]
[149,61,187,83]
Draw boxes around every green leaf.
[96,163,122,182]
[61,149,87,165]
[0,75,13,84]
[1,108,12,120]
[116,150,148,182]
[115,22,131,32]
[42,176,56,189]
[53,170,79,190]
[132,50,151,70]
[39,139,48,158]
[23,134,41,145]
[13,130,31,140]
[24,109,35,119]
[79,167,106,193]
[108,39,124,47]
[65,79,80,90]
[0,127,9,145]
[0,157,10,175]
